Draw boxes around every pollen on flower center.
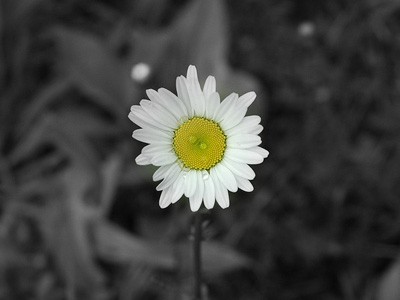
[173,117,226,170]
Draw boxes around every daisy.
[129,65,269,211]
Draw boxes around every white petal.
[132,128,172,144]
[146,89,165,105]
[171,172,185,203]
[184,170,197,198]
[214,93,238,122]
[142,144,172,156]
[221,158,255,180]
[146,89,182,120]
[135,154,151,165]
[212,164,238,192]
[134,127,172,140]
[130,104,140,112]
[196,170,205,198]
[227,134,261,149]
[249,125,263,135]
[153,164,171,181]
[211,173,229,209]
[129,111,154,130]
[203,171,215,209]
[189,171,204,212]
[140,99,178,129]
[205,92,220,119]
[130,105,167,130]
[226,115,261,136]
[234,175,254,192]
[176,76,193,117]
[186,65,198,80]
[189,196,202,212]
[225,148,263,165]
[159,187,173,208]
[220,105,247,131]
[158,88,188,117]
[203,76,216,99]
[248,146,269,158]
[183,75,205,117]
[130,110,172,133]
[156,163,181,191]
[151,152,177,166]
[238,92,256,108]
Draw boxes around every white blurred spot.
[315,87,331,103]
[298,22,315,37]
[131,62,151,83]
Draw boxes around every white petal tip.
[159,202,170,209]
[171,196,182,204]
[204,203,214,209]
[206,75,216,83]
[135,154,150,165]
[240,181,254,192]
[130,105,139,112]
[189,201,202,212]
[159,190,172,208]
[128,112,135,122]
[220,204,229,209]
[261,149,270,158]
[131,131,142,142]
[187,65,198,79]
[239,91,257,107]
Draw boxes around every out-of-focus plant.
[3,0,400,299]
[0,0,257,299]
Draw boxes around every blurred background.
[1,0,400,299]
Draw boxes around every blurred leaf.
[2,0,46,24]
[130,0,261,101]
[0,239,26,268]
[0,0,43,88]
[9,115,51,164]
[98,154,124,217]
[16,176,59,204]
[117,265,156,300]
[132,0,169,26]
[40,167,105,293]
[178,241,251,277]
[16,153,63,185]
[169,0,229,80]
[375,256,400,300]
[10,113,100,169]
[120,162,156,187]
[52,26,135,116]
[94,220,176,269]
[56,107,118,138]
[203,241,251,276]
[95,220,250,276]
[16,80,71,136]
[179,0,260,98]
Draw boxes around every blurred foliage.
[1,0,400,299]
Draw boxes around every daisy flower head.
[129,65,269,211]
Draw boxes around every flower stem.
[193,211,202,300]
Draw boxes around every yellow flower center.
[173,117,226,170]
